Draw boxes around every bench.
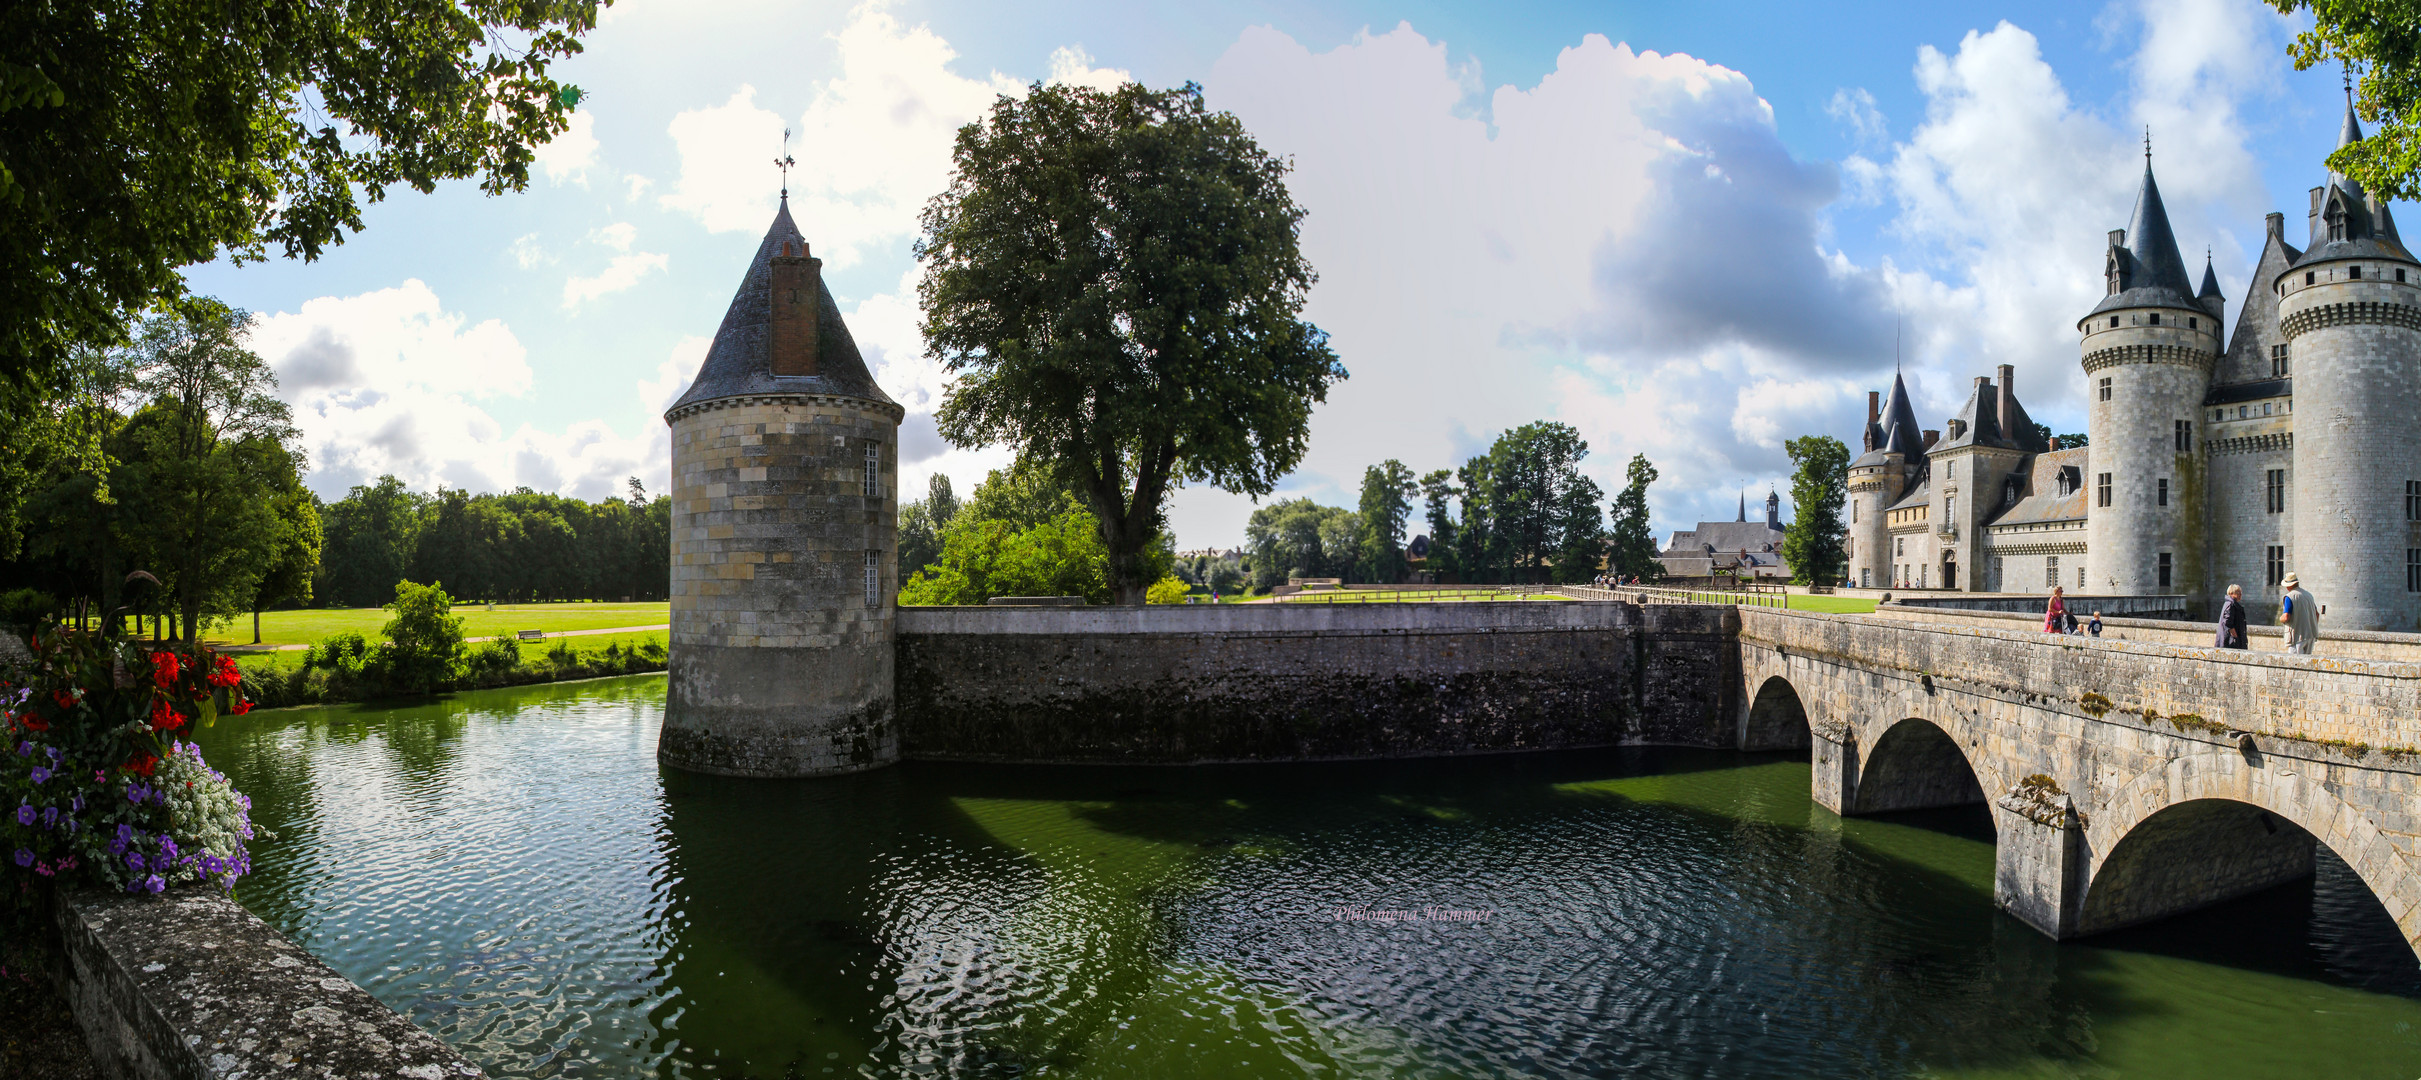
[516,629,545,641]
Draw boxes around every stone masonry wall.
[895,602,1739,763]
[56,888,483,1078]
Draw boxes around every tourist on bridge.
[2279,574,2319,655]
[2044,586,2068,634]
[2215,584,2249,649]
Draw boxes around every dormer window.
[2327,200,2347,241]
[2106,251,2123,295]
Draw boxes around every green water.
[192,675,2421,1078]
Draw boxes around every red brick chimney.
[768,240,822,377]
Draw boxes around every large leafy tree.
[1607,454,1663,582]
[917,81,1346,605]
[1356,460,1416,585]
[1417,470,1460,580]
[2275,0,2421,200]
[111,302,303,641]
[1,0,603,409]
[1244,498,1356,588]
[1782,435,1850,587]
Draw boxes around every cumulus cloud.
[563,252,670,309]
[658,1,1125,269]
[508,233,549,270]
[248,282,669,502]
[1047,45,1131,91]
[534,109,600,184]
[1828,87,1888,146]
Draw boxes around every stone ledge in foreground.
[55,887,483,1079]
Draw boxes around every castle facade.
[1848,99,2421,631]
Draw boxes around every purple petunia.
[125,851,144,871]
[12,804,30,826]
[14,741,30,757]
[142,875,164,894]
[39,806,56,828]
[28,765,48,785]
[11,848,29,867]
[115,823,133,843]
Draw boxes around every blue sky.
[187,0,2364,546]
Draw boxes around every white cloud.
[1827,87,1887,146]
[591,222,638,251]
[535,110,600,184]
[562,252,669,309]
[508,233,549,270]
[657,2,1127,269]
[249,282,669,502]
[641,336,709,418]
[1047,45,1131,92]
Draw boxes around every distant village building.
[1848,96,2421,631]
[1658,491,1790,580]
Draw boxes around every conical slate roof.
[1878,370,1923,456]
[2089,161,2199,316]
[666,200,898,417]
[2198,254,2224,301]
[2293,93,2414,268]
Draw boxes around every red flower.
[210,657,242,688]
[125,754,157,777]
[149,699,185,733]
[18,714,46,734]
[51,690,74,708]
[229,699,253,716]
[150,652,180,689]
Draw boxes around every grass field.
[234,628,670,672]
[1787,595,1879,614]
[205,602,669,649]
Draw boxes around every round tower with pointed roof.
[2278,92,2421,629]
[659,199,905,777]
[1846,371,1925,589]
[2079,150,2220,597]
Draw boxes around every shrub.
[0,589,55,632]
[302,632,370,674]
[463,637,521,685]
[382,581,464,694]
[1145,576,1191,604]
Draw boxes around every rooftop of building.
[667,199,898,416]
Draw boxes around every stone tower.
[1847,372,1924,590]
[2080,155,2219,597]
[2280,96,2421,630]
[660,198,904,777]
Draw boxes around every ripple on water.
[199,689,2421,1080]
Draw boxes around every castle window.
[2271,342,2290,377]
[863,444,881,497]
[2158,478,2169,506]
[2354,265,2365,280]
[2267,545,2286,587]
[2158,552,2172,588]
[1896,537,1904,557]
[2402,268,2410,283]
[1945,496,1954,521]
[2406,479,2420,521]
[2239,406,2249,419]
[2096,472,2112,508]
[2307,271,2317,285]
[1993,556,2004,588]
[2263,402,2273,415]
[2109,317,2120,329]
[1862,568,1871,588]
[2149,313,2160,326]
[1851,502,1858,522]
[2327,202,2347,241]
[2046,555,2060,587]
[2175,419,2191,452]
[2409,550,2420,594]
[2188,317,2197,329]
[2099,377,2112,402]
[865,550,880,606]
[2079,566,2086,588]
[2266,469,2286,513]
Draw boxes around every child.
[2087,612,2103,637]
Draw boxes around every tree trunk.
[253,608,262,644]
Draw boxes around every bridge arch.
[1740,675,1812,751]
[2085,754,2421,954]
[1852,716,1993,816]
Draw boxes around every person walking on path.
[2215,584,2249,649]
[2279,573,2319,655]
[2044,586,2068,634]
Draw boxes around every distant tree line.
[314,477,671,609]
[1239,421,1666,588]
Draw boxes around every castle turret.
[2080,154,2218,598]
[1847,371,1924,589]
[2279,93,2421,630]
[660,198,905,776]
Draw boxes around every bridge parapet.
[1736,606,2421,959]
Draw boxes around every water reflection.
[196,678,2421,1080]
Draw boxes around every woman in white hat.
[2278,572,2318,655]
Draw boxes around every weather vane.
[775,128,796,200]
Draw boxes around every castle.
[659,198,905,777]
[1849,96,2421,631]
[1656,491,1792,580]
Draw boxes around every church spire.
[1737,490,1747,522]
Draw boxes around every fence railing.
[1269,585,1572,604]
[1560,583,1789,608]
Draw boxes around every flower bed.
[4,630,266,916]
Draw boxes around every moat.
[193,675,2421,1079]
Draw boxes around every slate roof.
[1988,447,2091,528]
[1661,520,1785,556]
[2293,96,2414,267]
[667,200,898,417]
[2089,161,2203,317]
[1872,370,1924,456]
[2218,220,2302,385]
[1885,477,1932,513]
[2205,378,2292,406]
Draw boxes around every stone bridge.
[1733,607,2421,958]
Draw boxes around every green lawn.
[1787,594,1879,614]
[210,602,669,649]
